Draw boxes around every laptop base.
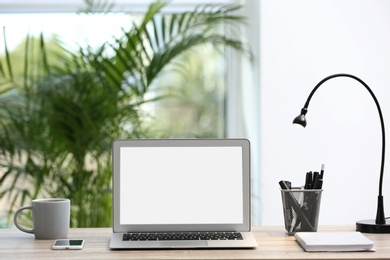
[109,232,257,249]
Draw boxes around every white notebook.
[295,232,374,252]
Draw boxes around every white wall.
[256,0,390,225]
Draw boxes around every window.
[0,1,237,138]
[0,0,251,227]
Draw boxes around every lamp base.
[356,219,390,233]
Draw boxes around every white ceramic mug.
[14,198,70,239]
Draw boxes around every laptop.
[109,138,257,249]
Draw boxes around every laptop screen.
[112,139,251,233]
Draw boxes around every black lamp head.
[293,108,308,128]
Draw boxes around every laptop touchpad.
[157,241,208,248]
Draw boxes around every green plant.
[0,0,251,227]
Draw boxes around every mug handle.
[14,206,34,234]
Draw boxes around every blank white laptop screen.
[120,146,243,225]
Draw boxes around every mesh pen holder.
[281,189,322,235]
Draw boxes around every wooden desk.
[1,226,389,260]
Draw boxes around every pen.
[304,172,313,189]
[316,179,323,189]
[312,172,320,189]
[314,164,325,189]
[279,180,295,232]
[279,180,291,190]
[320,164,325,179]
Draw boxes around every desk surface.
[1,226,389,260]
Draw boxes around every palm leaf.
[0,27,15,95]
[1,27,13,80]
[103,0,251,96]
[78,0,115,14]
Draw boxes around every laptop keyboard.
[123,232,243,241]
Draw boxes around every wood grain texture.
[1,226,389,260]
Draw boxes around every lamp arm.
[301,73,386,224]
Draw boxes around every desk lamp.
[292,73,390,233]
